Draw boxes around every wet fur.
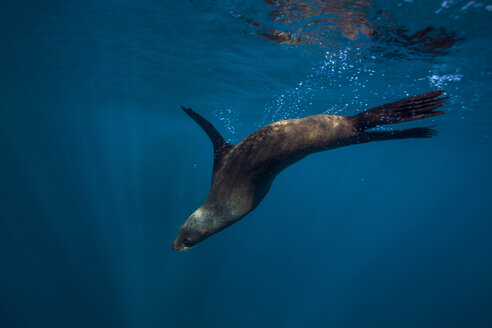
[172,91,446,250]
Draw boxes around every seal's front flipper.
[354,127,437,144]
[351,91,446,131]
[181,106,233,165]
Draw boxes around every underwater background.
[1,0,491,327]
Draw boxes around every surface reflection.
[250,0,462,57]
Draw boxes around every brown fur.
[172,91,446,250]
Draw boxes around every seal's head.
[172,207,215,251]
[172,226,206,251]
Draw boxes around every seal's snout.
[171,239,180,251]
[172,238,189,251]
[173,209,213,250]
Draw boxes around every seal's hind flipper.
[351,91,446,131]
[181,106,233,165]
[354,127,438,144]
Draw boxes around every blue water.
[1,1,491,327]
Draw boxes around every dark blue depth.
[1,1,491,327]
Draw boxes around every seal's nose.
[172,238,190,251]
[171,239,181,251]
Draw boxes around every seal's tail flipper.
[351,90,446,131]
[354,127,437,144]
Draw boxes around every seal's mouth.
[171,239,191,251]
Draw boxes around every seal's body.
[172,91,446,250]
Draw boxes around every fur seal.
[172,90,446,250]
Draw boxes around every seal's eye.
[183,238,193,246]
